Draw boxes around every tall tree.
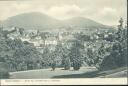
[61,45,71,70]
[99,18,127,70]
[69,40,84,70]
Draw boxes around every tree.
[61,45,71,70]
[74,33,91,42]
[0,62,9,79]
[1,28,17,38]
[42,46,51,67]
[86,47,94,66]
[50,42,63,71]
[69,40,84,70]
[18,28,24,36]
[99,18,127,70]
[63,57,71,70]
[94,43,106,70]
[0,29,43,72]
[104,34,116,42]
[39,32,48,46]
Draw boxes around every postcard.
[0,0,127,85]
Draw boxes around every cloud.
[95,6,126,25]
[96,7,119,25]
[46,5,85,19]
[0,0,126,25]
[101,7,117,15]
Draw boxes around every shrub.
[0,62,9,79]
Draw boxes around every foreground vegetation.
[0,18,127,78]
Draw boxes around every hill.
[63,17,110,29]
[2,12,111,30]
[2,12,63,30]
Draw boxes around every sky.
[0,0,127,25]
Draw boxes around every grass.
[52,70,99,78]
[9,66,127,79]
[53,67,127,78]
[97,66,127,78]
[9,67,97,79]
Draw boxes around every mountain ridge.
[2,12,63,29]
[63,16,110,28]
[2,12,111,30]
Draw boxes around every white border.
[1,78,127,85]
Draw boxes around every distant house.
[45,40,57,45]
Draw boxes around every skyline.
[0,0,127,25]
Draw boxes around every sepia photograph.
[0,0,127,85]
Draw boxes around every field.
[9,67,127,79]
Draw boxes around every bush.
[63,58,71,70]
[99,55,118,71]
[0,62,9,79]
